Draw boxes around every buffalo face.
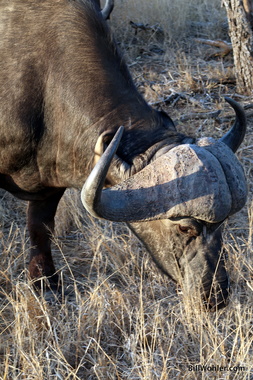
[165,219,229,310]
[129,218,228,310]
[81,98,247,309]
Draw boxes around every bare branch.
[150,92,208,109]
[195,38,232,57]
[178,110,221,123]
[130,21,164,36]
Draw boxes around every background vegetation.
[0,0,252,378]
[111,0,227,42]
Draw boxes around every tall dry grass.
[109,0,227,45]
[0,189,252,379]
[0,0,253,379]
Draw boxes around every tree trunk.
[223,0,253,94]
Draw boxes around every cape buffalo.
[0,0,247,309]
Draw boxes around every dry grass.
[1,0,253,379]
[0,188,253,379]
[109,0,227,43]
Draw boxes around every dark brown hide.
[0,1,178,191]
[0,0,180,288]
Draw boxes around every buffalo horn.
[81,126,124,219]
[101,0,114,20]
[220,97,247,152]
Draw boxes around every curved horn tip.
[224,96,243,110]
[114,125,124,140]
[107,125,124,153]
[220,97,247,152]
[81,125,124,219]
[101,0,114,20]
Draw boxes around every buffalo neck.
[39,4,176,188]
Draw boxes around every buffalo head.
[81,97,247,310]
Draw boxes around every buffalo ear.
[159,110,177,131]
[94,130,115,166]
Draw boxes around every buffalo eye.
[177,224,200,237]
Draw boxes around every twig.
[178,110,221,123]
[150,94,181,107]
[195,38,232,57]
[241,157,253,164]
[177,93,208,108]
[150,92,207,109]
[237,144,253,153]
[129,21,164,36]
